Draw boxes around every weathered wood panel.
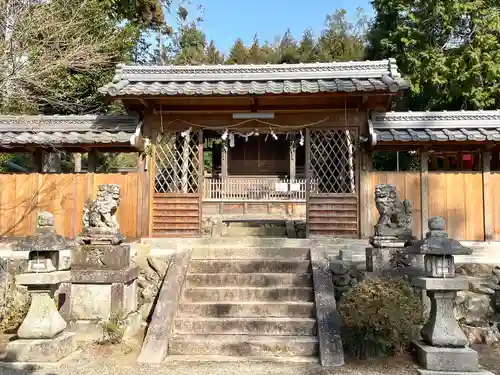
[308,194,358,237]
[428,172,484,241]
[0,173,142,239]
[486,173,500,240]
[152,193,200,237]
[370,172,422,238]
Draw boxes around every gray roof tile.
[99,59,409,96]
[371,110,500,143]
[0,115,142,148]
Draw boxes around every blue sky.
[173,0,373,53]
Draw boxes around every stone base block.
[413,340,479,372]
[3,332,76,363]
[72,245,131,270]
[70,279,138,320]
[366,247,398,274]
[418,370,494,375]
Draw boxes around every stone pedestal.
[4,212,76,363]
[407,217,494,375]
[70,244,140,339]
[366,245,402,275]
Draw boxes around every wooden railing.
[203,178,312,201]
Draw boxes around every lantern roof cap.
[405,216,473,255]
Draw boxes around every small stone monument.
[71,184,140,339]
[4,212,76,362]
[366,184,414,275]
[406,217,493,375]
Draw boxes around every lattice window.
[155,131,201,193]
[309,129,357,194]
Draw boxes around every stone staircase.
[168,246,318,362]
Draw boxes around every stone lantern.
[405,216,493,375]
[5,212,76,363]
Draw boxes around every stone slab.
[413,277,469,291]
[3,331,76,362]
[310,247,344,367]
[418,370,494,375]
[16,270,71,286]
[71,266,138,284]
[71,245,131,270]
[137,250,190,364]
[365,247,398,274]
[413,340,479,372]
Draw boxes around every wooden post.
[33,148,44,172]
[289,134,296,181]
[359,150,373,238]
[420,148,429,238]
[74,153,82,172]
[482,150,492,241]
[305,129,311,238]
[87,149,98,172]
[181,131,190,193]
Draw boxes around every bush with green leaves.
[337,277,423,359]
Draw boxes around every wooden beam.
[420,148,429,238]
[482,150,492,241]
[33,149,44,172]
[359,150,373,239]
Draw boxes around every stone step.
[169,335,319,357]
[183,287,314,302]
[178,301,316,318]
[190,247,310,260]
[185,273,313,287]
[164,355,319,363]
[174,317,317,336]
[224,227,288,237]
[188,259,311,274]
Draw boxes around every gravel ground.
[0,340,498,375]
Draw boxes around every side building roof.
[369,110,500,145]
[0,115,144,151]
[99,59,410,97]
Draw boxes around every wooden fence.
[371,171,491,241]
[0,173,143,239]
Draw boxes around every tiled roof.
[370,110,500,143]
[99,59,410,97]
[0,115,143,149]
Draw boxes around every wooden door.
[152,130,203,237]
[306,128,359,237]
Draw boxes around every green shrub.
[337,277,423,359]
[99,313,125,345]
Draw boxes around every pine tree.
[367,0,500,110]
[297,29,319,63]
[205,40,224,64]
[248,34,264,64]
[277,29,299,63]
[226,38,248,64]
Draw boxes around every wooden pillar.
[289,134,296,181]
[74,153,82,172]
[359,150,373,238]
[87,149,98,172]
[420,148,429,238]
[221,143,228,180]
[33,148,44,172]
[482,150,492,241]
[305,129,311,238]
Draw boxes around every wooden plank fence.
[0,173,142,239]
[371,171,488,241]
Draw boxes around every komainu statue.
[78,184,124,245]
[373,184,412,239]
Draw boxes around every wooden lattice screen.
[153,130,202,236]
[307,128,359,237]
